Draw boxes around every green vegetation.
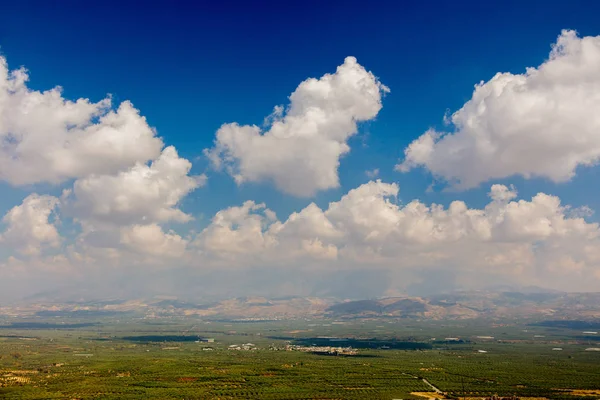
[0,317,599,399]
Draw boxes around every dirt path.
[401,372,443,393]
[421,377,442,393]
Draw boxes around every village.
[218,342,358,356]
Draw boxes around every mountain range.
[4,290,600,321]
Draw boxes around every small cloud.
[262,105,284,127]
[567,205,594,219]
[442,108,452,125]
[365,168,379,179]
[360,131,371,148]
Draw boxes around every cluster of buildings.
[195,338,215,343]
[283,344,357,356]
[228,343,257,351]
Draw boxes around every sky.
[1,0,600,301]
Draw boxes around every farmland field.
[1,317,599,399]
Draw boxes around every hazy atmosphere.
[2,1,600,301]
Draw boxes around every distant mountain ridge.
[4,290,600,321]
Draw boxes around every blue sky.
[1,1,600,299]
[2,0,599,217]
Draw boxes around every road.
[401,372,443,393]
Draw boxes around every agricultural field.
[0,317,599,399]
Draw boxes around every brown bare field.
[411,392,446,399]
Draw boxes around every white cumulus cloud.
[398,30,600,189]
[192,180,600,291]
[120,224,188,258]
[64,146,205,227]
[0,194,60,255]
[205,56,389,197]
[195,201,278,259]
[0,56,164,185]
[59,146,204,260]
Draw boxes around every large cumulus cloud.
[205,56,389,197]
[193,181,600,291]
[0,56,163,185]
[398,30,600,189]
[0,54,203,263]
